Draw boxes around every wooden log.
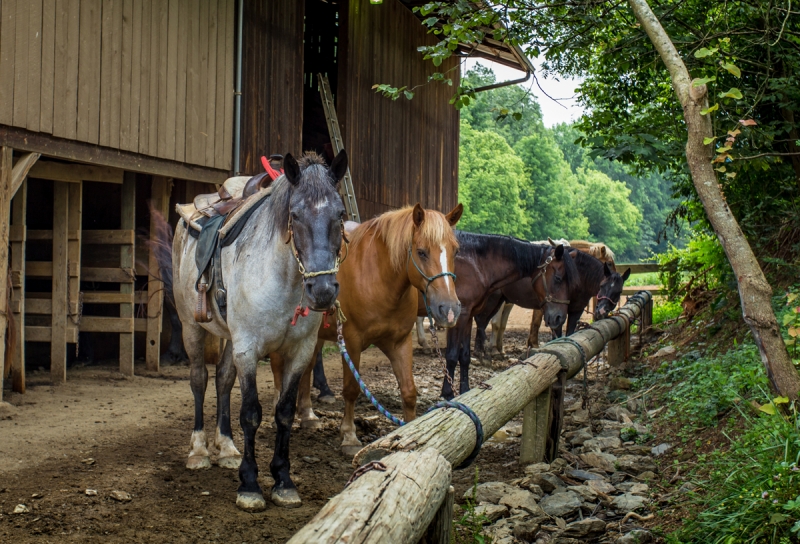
[354,292,652,468]
[520,386,551,464]
[0,148,11,402]
[607,318,630,367]
[119,172,135,376]
[545,371,567,463]
[287,450,451,544]
[10,181,27,393]
[51,181,69,383]
[419,485,454,544]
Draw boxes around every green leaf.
[759,403,777,415]
[703,136,716,145]
[716,145,732,154]
[774,396,790,404]
[701,103,719,115]
[694,47,718,58]
[721,62,741,77]
[403,90,415,100]
[771,513,788,524]
[719,88,743,100]
[715,166,726,172]
[512,112,523,121]
[693,77,716,87]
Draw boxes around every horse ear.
[622,268,631,281]
[446,203,463,226]
[412,203,425,227]
[329,150,348,184]
[284,154,301,186]
[554,244,564,259]
[600,246,607,256]
[604,262,612,277]
[548,237,556,246]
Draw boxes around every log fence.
[288,291,653,544]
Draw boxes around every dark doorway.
[302,0,342,161]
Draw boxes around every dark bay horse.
[170,152,348,511]
[276,204,463,456]
[431,233,577,399]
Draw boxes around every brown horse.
[274,203,463,456]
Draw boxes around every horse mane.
[350,207,458,272]
[262,152,340,242]
[455,232,541,278]
[569,240,616,264]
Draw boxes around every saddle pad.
[195,214,226,279]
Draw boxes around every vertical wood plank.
[520,387,552,464]
[99,0,113,144]
[39,0,56,133]
[127,0,142,152]
[108,0,122,148]
[419,485,454,544]
[10,180,27,394]
[545,371,567,463]
[12,0,29,127]
[51,182,69,383]
[212,0,226,169]
[119,172,135,376]
[67,182,82,328]
[163,0,178,160]
[52,0,67,136]
[119,0,133,149]
[0,148,12,402]
[203,0,218,167]
[146,176,171,371]
[195,0,208,164]
[184,0,198,165]
[174,0,188,163]
[63,0,80,140]
[221,0,233,170]
[146,0,161,157]
[154,0,169,159]
[137,0,151,154]
[26,0,43,132]
[0,0,17,125]
[77,0,102,143]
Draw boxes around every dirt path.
[0,306,545,543]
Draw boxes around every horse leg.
[270,353,283,413]
[473,312,491,367]
[214,340,241,469]
[312,346,336,404]
[528,309,544,351]
[383,335,417,423]
[566,312,582,336]
[164,302,188,364]
[415,317,431,354]
[185,322,210,470]
[340,341,364,456]
[233,348,266,512]
[269,354,307,508]
[496,302,513,355]
[297,344,321,429]
[458,318,473,395]
[441,325,460,400]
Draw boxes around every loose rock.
[12,504,28,514]
[566,428,594,446]
[499,489,545,516]
[611,493,647,513]
[584,436,622,451]
[512,516,547,541]
[110,490,132,502]
[474,504,509,523]
[302,456,320,464]
[587,479,617,494]
[651,443,672,456]
[531,473,564,494]
[565,469,604,481]
[85,489,98,496]
[580,452,617,472]
[539,491,582,517]
[524,462,551,475]
[615,455,657,475]
[465,482,517,505]
[652,345,676,358]
[563,517,607,538]
[617,529,653,543]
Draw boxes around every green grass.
[653,299,683,324]
[625,271,661,286]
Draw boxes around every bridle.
[532,251,570,305]
[287,215,349,281]
[407,242,457,317]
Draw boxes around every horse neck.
[362,228,414,303]
[481,247,533,292]
[574,258,604,300]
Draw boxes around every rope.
[426,400,484,469]
[345,461,387,488]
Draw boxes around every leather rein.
[407,243,457,317]
[532,252,570,305]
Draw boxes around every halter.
[407,243,457,318]
[532,252,570,305]
[596,294,619,312]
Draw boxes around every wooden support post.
[607,321,630,367]
[520,386,552,464]
[120,172,135,376]
[51,182,69,383]
[640,298,653,344]
[545,370,567,463]
[146,176,171,371]
[0,147,11,402]
[67,182,82,342]
[419,485,454,544]
[10,181,27,393]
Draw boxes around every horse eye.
[417,249,428,260]
[290,211,299,221]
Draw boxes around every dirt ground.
[0,306,555,543]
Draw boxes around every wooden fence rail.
[289,291,653,544]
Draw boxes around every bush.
[653,299,682,324]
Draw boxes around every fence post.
[520,386,551,464]
[419,485,454,544]
[607,321,630,367]
[545,371,567,463]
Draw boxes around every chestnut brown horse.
[426,232,578,399]
[274,203,463,456]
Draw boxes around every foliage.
[652,299,683,325]
[458,122,530,238]
[575,167,642,253]
[657,234,733,299]
[454,469,493,544]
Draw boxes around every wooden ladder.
[317,73,360,223]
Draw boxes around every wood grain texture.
[51,182,69,383]
[203,0,218,167]
[164,0,179,160]
[287,450,451,544]
[26,0,43,132]
[39,0,56,133]
[174,0,188,163]
[155,0,169,158]
[137,0,151,154]
[221,0,233,170]
[12,0,29,128]
[119,172,135,375]
[77,0,102,143]
[126,0,142,152]
[146,176,171,370]
[0,0,17,125]
[10,181,27,393]
[0,148,12,401]
[108,0,123,148]
[62,0,81,140]
[67,182,82,326]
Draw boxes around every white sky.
[464,58,585,128]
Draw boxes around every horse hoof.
[236,492,267,512]
[341,445,362,457]
[301,418,323,430]
[271,487,302,508]
[217,456,241,469]
[317,394,336,405]
[423,348,432,355]
[186,456,211,470]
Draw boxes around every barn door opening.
[302,0,342,159]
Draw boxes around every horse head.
[408,202,463,327]
[284,150,348,311]
[532,245,578,330]
[594,264,631,320]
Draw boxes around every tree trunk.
[628,0,800,399]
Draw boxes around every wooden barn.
[0,0,532,399]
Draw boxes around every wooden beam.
[119,172,135,376]
[80,267,135,283]
[25,324,79,343]
[10,152,40,197]
[51,181,69,383]
[82,291,135,304]
[25,298,51,315]
[520,386,551,464]
[0,124,228,183]
[82,229,135,245]
[10,181,26,393]
[28,160,123,184]
[146,176,171,371]
[15,229,79,242]
[80,316,134,334]
[616,263,659,274]
[0,147,11,402]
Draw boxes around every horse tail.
[4,269,15,381]
[143,202,176,307]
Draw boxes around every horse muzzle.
[428,299,461,328]
[543,305,566,329]
[304,276,340,311]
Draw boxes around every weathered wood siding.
[238,0,304,175]
[0,0,234,171]
[339,0,460,220]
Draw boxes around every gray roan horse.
[170,151,348,512]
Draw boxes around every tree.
[575,168,642,255]
[458,122,530,237]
